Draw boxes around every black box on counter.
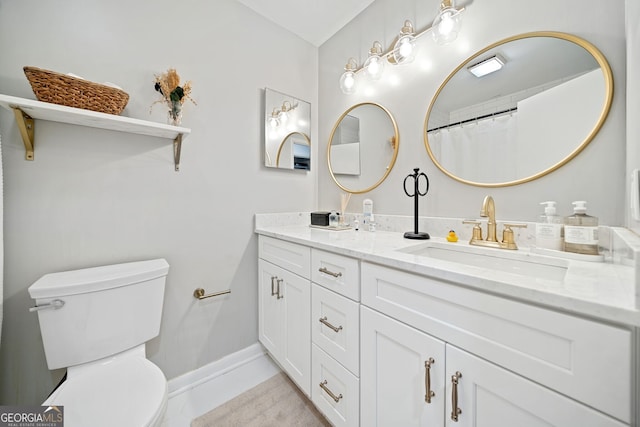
[310,211,330,227]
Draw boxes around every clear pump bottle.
[564,201,599,255]
[535,201,563,251]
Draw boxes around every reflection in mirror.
[264,88,311,170]
[276,132,311,170]
[328,103,399,194]
[424,32,613,187]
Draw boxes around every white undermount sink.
[396,241,569,282]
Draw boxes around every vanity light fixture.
[392,20,417,65]
[339,57,359,94]
[432,0,462,45]
[468,55,505,77]
[364,41,385,80]
[338,2,467,94]
[267,100,297,128]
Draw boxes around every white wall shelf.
[0,94,191,171]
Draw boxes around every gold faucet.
[463,196,527,250]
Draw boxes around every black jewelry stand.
[403,167,430,239]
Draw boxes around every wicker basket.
[23,66,129,115]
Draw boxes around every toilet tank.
[28,259,169,370]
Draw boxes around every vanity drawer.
[312,284,360,375]
[312,344,359,427]
[259,235,310,279]
[361,262,632,422]
[311,249,360,301]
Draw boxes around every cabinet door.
[258,259,311,396]
[361,306,446,427]
[258,259,283,358]
[445,345,627,427]
[281,265,311,396]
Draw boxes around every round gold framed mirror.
[328,102,399,194]
[424,31,613,187]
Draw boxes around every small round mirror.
[328,102,399,194]
[424,31,613,187]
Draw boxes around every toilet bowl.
[29,259,170,427]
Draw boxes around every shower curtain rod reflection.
[427,107,517,133]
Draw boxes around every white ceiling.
[235,0,376,46]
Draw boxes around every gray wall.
[318,0,627,226]
[0,0,318,404]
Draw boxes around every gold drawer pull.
[451,371,462,422]
[424,358,435,403]
[319,316,343,333]
[319,380,343,403]
[319,267,342,278]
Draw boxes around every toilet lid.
[44,357,167,427]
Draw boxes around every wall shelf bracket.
[12,107,35,160]
[174,134,183,172]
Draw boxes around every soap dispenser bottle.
[363,199,373,229]
[535,201,563,251]
[564,201,599,255]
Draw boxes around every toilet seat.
[44,353,167,427]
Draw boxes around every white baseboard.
[163,342,280,427]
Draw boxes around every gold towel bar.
[193,288,231,300]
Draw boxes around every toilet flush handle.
[29,299,65,312]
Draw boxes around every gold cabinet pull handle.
[270,276,277,296]
[319,267,342,278]
[319,316,343,333]
[276,278,284,299]
[319,380,343,403]
[451,371,462,422]
[424,358,435,403]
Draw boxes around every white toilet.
[28,259,170,427]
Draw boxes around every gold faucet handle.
[462,220,483,242]
[502,223,527,249]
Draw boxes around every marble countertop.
[255,218,640,327]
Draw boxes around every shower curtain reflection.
[428,114,517,183]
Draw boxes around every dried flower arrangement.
[152,68,196,125]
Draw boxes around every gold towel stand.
[193,288,231,300]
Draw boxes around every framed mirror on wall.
[328,102,399,194]
[424,31,613,187]
[264,88,311,171]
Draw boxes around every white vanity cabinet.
[310,249,360,427]
[258,236,311,396]
[255,227,637,427]
[361,261,633,426]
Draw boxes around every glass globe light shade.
[392,20,416,64]
[364,42,385,80]
[339,70,357,94]
[432,6,461,45]
[393,35,416,64]
[339,58,358,94]
[268,109,280,128]
[278,110,289,125]
[364,55,384,80]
